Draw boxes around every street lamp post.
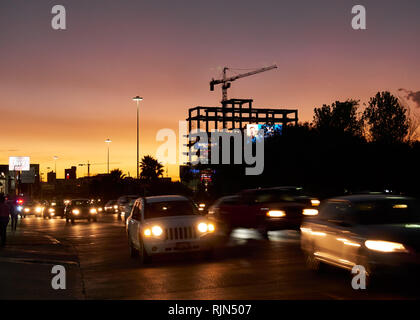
[105,139,112,174]
[132,96,143,179]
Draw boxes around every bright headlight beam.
[198,222,208,233]
[365,240,407,253]
[151,226,163,236]
[303,209,319,216]
[266,210,286,217]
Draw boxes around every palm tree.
[140,155,164,181]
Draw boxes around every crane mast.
[210,64,277,102]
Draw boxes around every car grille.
[165,226,197,240]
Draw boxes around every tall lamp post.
[105,139,112,174]
[132,96,143,179]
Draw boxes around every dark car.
[64,199,99,223]
[208,187,320,238]
[43,199,66,219]
[301,194,420,283]
[104,200,118,214]
[117,195,139,219]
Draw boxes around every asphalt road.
[2,214,419,300]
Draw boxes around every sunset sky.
[1,0,419,180]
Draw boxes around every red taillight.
[17,199,24,205]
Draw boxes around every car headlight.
[24,208,30,213]
[198,222,208,233]
[208,223,215,232]
[365,240,408,253]
[152,226,163,236]
[17,206,23,212]
[98,207,103,212]
[311,199,321,206]
[90,208,97,214]
[266,210,286,217]
[72,209,80,215]
[48,208,55,213]
[113,205,118,209]
[35,207,42,213]
[143,226,163,237]
[303,209,318,216]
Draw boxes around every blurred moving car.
[20,200,38,217]
[42,200,65,219]
[64,199,99,223]
[208,187,320,238]
[104,200,118,214]
[91,199,104,213]
[126,195,216,263]
[301,194,420,281]
[117,195,139,219]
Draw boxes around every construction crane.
[210,65,277,102]
[78,161,119,177]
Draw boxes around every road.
[1,214,419,300]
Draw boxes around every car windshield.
[353,199,420,225]
[247,188,308,204]
[72,200,91,206]
[144,200,197,219]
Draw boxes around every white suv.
[126,195,216,263]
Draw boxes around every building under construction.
[180,98,299,192]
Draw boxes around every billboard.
[9,157,30,171]
[246,124,283,143]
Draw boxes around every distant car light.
[72,209,80,215]
[35,207,42,213]
[266,210,286,217]
[113,205,118,209]
[151,226,163,237]
[90,208,97,214]
[17,206,23,212]
[98,207,103,212]
[365,240,408,253]
[48,208,55,213]
[24,208,30,213]
[311,199,321,206]
[199,203,206,208]
[303,209,319,216]
[144,229,152,237]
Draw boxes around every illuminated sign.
[246,124,283,143]
[9,157,30,171]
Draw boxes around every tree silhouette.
[313,100,363,137]
[109,169,126,181]
[363,91,409,144]
[140,155,164,181]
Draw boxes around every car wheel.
[139,239,151,264]
[129,240,139,258]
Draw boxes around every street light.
[105,139,112,174]
[132,96,143,179]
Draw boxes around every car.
[117,195,139,219]
[126,195,216,263]
[104,200,118,214]
[64,199,99,223]
[42,200,65,219]
[300,194,420,283]
[20,200,38,217]
[207,187,320,238]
